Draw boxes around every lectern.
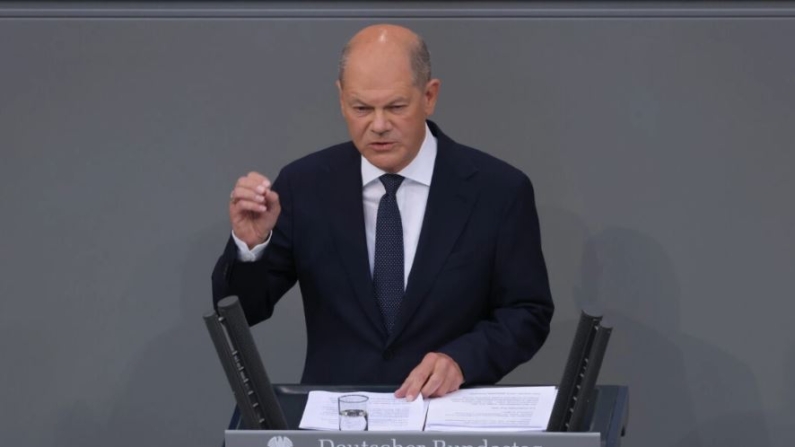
[205,297,628,447]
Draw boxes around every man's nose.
[371,110,392,134]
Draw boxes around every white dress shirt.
[234,124,437,288]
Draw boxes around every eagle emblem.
[267,435,293,447]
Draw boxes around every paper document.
[299,391,427,431]
[424,386,557,432]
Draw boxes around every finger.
[263,189,280,212]
[231,186,267,205]
[420,368,445,398]
[395,365,428,398]
[236,173,272,193]
[431,369,461,398]
[403,376,428,402]
[245,171,271,187]
[420,357,454,398]
[425,354,463,398]
[394,381,410,399]
[397,371,427,402]
[396,360,435,401]
[235,199,267,213]
[409,354,443,400]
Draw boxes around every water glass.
[338,394,369,431]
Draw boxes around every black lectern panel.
[548,309,615,433]
[204,296,288,430]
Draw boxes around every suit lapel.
[387,126,479,345]
[321,145,388,340]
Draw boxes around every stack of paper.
[298,386,557,432]
[424,386,558,432]
[298,391,427,431]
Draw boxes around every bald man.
[213,24,553,400]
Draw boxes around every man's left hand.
[394,352,464,401]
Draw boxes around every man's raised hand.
[229,172,281,249]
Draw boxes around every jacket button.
[383,348,394,360]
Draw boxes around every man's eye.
[389,105,406,111]
[353,106,370,112]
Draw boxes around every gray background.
[1,2,794,447]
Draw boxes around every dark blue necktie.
[373,174,405,334]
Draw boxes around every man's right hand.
[229,172,281,249]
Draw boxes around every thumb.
[264,190,281,213]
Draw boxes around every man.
[212,24,553,401]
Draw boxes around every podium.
[206,297,628,447]
[224,384,629,447]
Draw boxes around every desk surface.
[268,384,628,447]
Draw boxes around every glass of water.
[338,394,369,431]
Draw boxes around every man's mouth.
[369,141,396,151]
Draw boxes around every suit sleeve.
[437,175,554,384]
[211,171,298,326]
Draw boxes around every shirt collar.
[361,123,437,187]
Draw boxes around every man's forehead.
[341,56,414,91]
[346,52,411,78]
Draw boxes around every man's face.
[337,51,439,173]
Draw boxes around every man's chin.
[366,153,405,173]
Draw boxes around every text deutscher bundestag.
[318,439,541,447]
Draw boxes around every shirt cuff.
[232,231,270,262]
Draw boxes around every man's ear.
[423,78,441,116]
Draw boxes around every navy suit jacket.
[212,121,553,386]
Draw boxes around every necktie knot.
[379,174,404,196]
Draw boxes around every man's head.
[337,24,440,173]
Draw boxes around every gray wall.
[1,2,794,447]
